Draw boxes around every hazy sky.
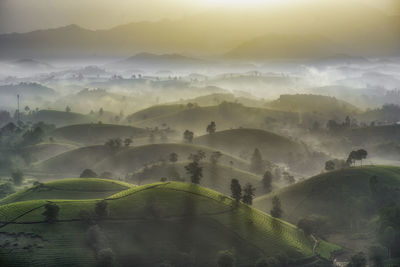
[0,0,398,34]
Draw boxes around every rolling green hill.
[254,164,400,258]
[21,142,78,162]
[50,123,148,145]
[254,166,400,227]
[0,182,337,266]
[34,143,250,177]
[0,178,132,205]
[128,102,298,132]
[129,161,266,196]
[194,128,308,164]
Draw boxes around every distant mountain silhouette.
[225,34,342,60]
[0,3,398,60]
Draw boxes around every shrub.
[42,203,59,223]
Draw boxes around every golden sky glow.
[0,0,398,34]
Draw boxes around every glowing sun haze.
[0,0,398,34]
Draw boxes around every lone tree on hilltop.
[270,196,283,218]
[242,183,256,205]
[230,179,242,202]
[347,149,368,167]
[80,169,98,178]
[42,203,59,223]
[262,171,273,193]
[325,160,335,171]
[250,148,264,174]
[206,121,216,134]
[183,130,194,143]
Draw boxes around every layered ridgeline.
[0,181,338,267]
[194,128,307,164]
[33,143,250,177]
[129,161,264,196]
[254,166,400,251]
[126,102,298,132]
[194,128,328,176]
[21,142,78,163]
[50,124,148,146]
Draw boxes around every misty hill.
[130,161,264,196]
[23,110,92,127]
[34,143,250,177]
[194,128,307,164]
[225,34,341,60]
[0,181,337,266]
[51,124,148,145]
[129,102,299,132]
[54,88,139,114]
[126,104,187,123]
[347,124,400,146]
[0,82,56,99]
[21,142,78,162]
[266,94,359,118]
[171,93,267,108]
[254,166,400,254]
[113,52,207,70]
[11,58,54,70]
[0,178,132,205]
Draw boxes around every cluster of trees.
[326,116,355,133]
[183,130,194,143]
[346,149,368,166]
[184,151,205,184]
[105,138,133,148]
[230,179,256,205]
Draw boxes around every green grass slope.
[0,178,132,205]
[254,166,400,229]
[51,123,148,145]
[194,128,307,164]
[129,161,265,196]
[0,182,337,266]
